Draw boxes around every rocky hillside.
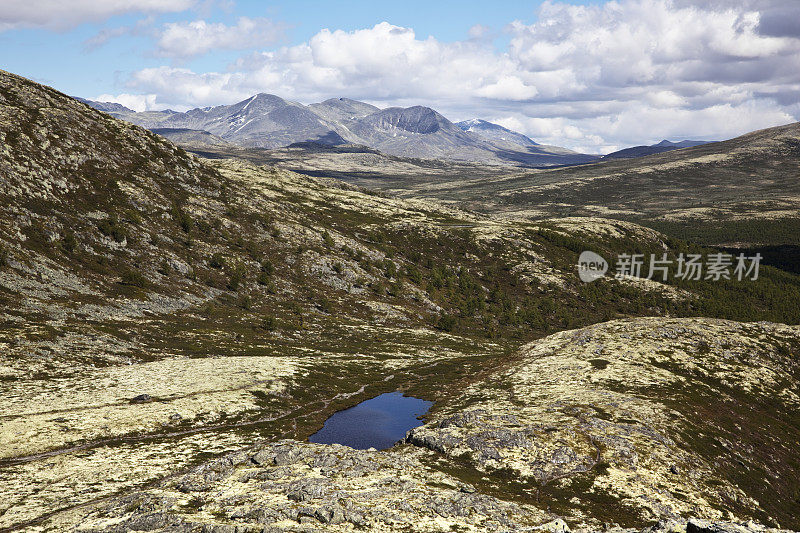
[408,318,800,529]
[2,69,799,532]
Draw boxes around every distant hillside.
[456,118,539,148]
[150,127,234,149]
[73,96,134,114]
[365,121,800,249]
[603,139,713,160]
[79,95,599,167]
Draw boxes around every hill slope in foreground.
[1,70,799,532]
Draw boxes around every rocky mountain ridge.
[79,94,599,166]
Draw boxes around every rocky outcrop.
[72,438,798,532]
[75,440,549,532]
[406,318,800,529]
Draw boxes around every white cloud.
[476,76,539,101]
[117,1,800,151]
[156,17,285,59]
[0,0,195,31]
[82,16,156,51]
[94,93,161,112]
[129,22,523,105]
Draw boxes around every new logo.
[577,251,608,283]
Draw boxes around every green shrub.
[228,263,247,291]
[333,262,343,274]
[98,214,127,242]
[209,253,225,269]
[120,268,146,288]
[171,202,193,233]
[0,245,8,268]
[369,281,385,295]
[125,209,142,225]
[383,259,397,279]
[261,260,275,275]
[322,230,335,247]
[405,264,423,285]
[317,297,333,313]
[260,316,276,331]
[387,281,404,297]
[60,232,77,253]
[436,313,457,332]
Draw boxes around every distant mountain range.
[75,95,598,167]
[76,94,719,167]
[602,139,713,160]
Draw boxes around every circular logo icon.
[577,251,608,283]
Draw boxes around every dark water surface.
[309,392,433,450]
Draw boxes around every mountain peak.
[362,106,450,135]
[456,118,538,147]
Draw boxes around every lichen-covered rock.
[406,318,800,529]
[75,440,551,532]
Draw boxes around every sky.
[1,0,799,152]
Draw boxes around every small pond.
[309,391,433,450]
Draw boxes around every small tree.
[228,263,247,291]
[98,214,127,242]
[261,316,276,331]
[171,202,193,233]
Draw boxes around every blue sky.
[1,0,798,151]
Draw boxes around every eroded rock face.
[406,318,800,529]
[74,440,549,532]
